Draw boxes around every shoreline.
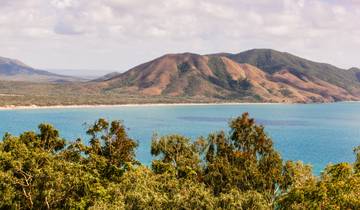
[0,102,285,110]
[0,101,357,110]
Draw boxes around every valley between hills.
[1,49,360,107]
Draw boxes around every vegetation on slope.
[1,49,360,105]
[1,113,359,209]
[224,49,360,91]
[0,81,235,106]
[93,51,360,103]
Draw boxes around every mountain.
[96,51,360,103]
[219,49,360,91]
[349,67,360,71]
[0,56,83,82]
[2,50,360,106]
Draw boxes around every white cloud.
[51,0,76,9]
[0,0,359,73]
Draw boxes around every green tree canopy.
[200,113,283,205]
[151,134,201,179]
[1,114,359,209]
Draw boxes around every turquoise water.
[1,102,360,174]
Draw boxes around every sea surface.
[1,102,360,175]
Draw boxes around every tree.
[85,118,139,180]
[277,162,360,209]
[197,131,234,195]
[38,124,65,152]
[200,112,283,207]
[354,145,360,173]
[1,116,360,209]
[151,134,201,179]
[281,161,315,192]
[0,125,94,209]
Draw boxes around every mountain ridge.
[96,49,360,103]
[219,49,360,90]
[0,56,85,82]
[2,49,360,105]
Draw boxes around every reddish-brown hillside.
[96,52,360,103]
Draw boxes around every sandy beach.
[0,102,284,110]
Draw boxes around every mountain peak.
[0,56,83,82]
[242,48,283,54]
[95,49,360,103]
[160,52,202,59]
[0,56,32,69]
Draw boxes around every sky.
[0,0,360,76]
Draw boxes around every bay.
[1,102,360,174]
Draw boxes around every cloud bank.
[0,0,359,74]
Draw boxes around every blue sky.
[0,0,359,76]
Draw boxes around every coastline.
[0,100,357,111]
[0,102,284,110]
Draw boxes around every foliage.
[0,114,359,209]
[197,113,283,208]
[280,88,293,97]
[227,49,360,90]
[177,62,191,74]
[85,118,139,180]
[277,162,360,209]
[151,134,201,179]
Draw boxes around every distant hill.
[96,50,360,103]
[0,56,83,82]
